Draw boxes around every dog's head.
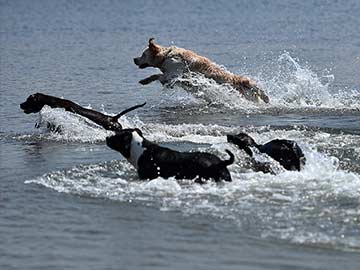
[106,128,144,160]
[133,38,165,69]
[227,133,256,148]
[227,133,257,156]
[20,93,46,114]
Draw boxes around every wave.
[13,107,360,155]
[19,107,360,251]
[25,141,360,251]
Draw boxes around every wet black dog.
[20,93,145,132]
[106,128,234,182]
[227,133,305,172]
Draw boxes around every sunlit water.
[1,0,360,269]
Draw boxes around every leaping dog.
[227,133,306,173]
[134,38,269,103]
[20,93,145,132]
[106,128,234,182]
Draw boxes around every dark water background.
[1,0,360,269]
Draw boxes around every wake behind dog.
[134,38,269,104]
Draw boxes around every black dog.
[20,93,145,132]
[106,128,234,182]
[227,133,305,172]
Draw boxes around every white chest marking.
[128,131,145,169]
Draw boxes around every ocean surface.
[1,0,360,269]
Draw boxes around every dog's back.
[259,139,305,171]
[168,46,269,103]
[138,142,233,182]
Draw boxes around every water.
[1,0,360,269]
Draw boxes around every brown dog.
[134,38,269,103]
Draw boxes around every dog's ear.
[30,93,42,102]
[148,38,161,55]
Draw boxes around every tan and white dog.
[134,38,269,103]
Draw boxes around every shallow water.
[1,0,360,269]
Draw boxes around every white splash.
[24,125,360,251]
[17,51,360,251]
[159,52,360,110]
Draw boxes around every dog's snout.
[106,136,114,147]
[20,102,31,114]
[226,134,234,143]
[133,58,139,65]
[106,134,121,147]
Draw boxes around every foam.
[159,52,360,111]
[19,51,360,251]
[25,134,360,251]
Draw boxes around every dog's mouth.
[226,134,236,144]
[105,136,115,149]
[106,135,123,151]
[133,58,150,69]
[20,104,32,114]
[22,109,32,114]
[20,103,41,114]
[138,63,150,69]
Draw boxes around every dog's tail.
[113,102,146,121]
[252,85,270,104]
[238,83,269,104]
[222,150,235,166]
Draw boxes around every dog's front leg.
[139,74,162,85]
